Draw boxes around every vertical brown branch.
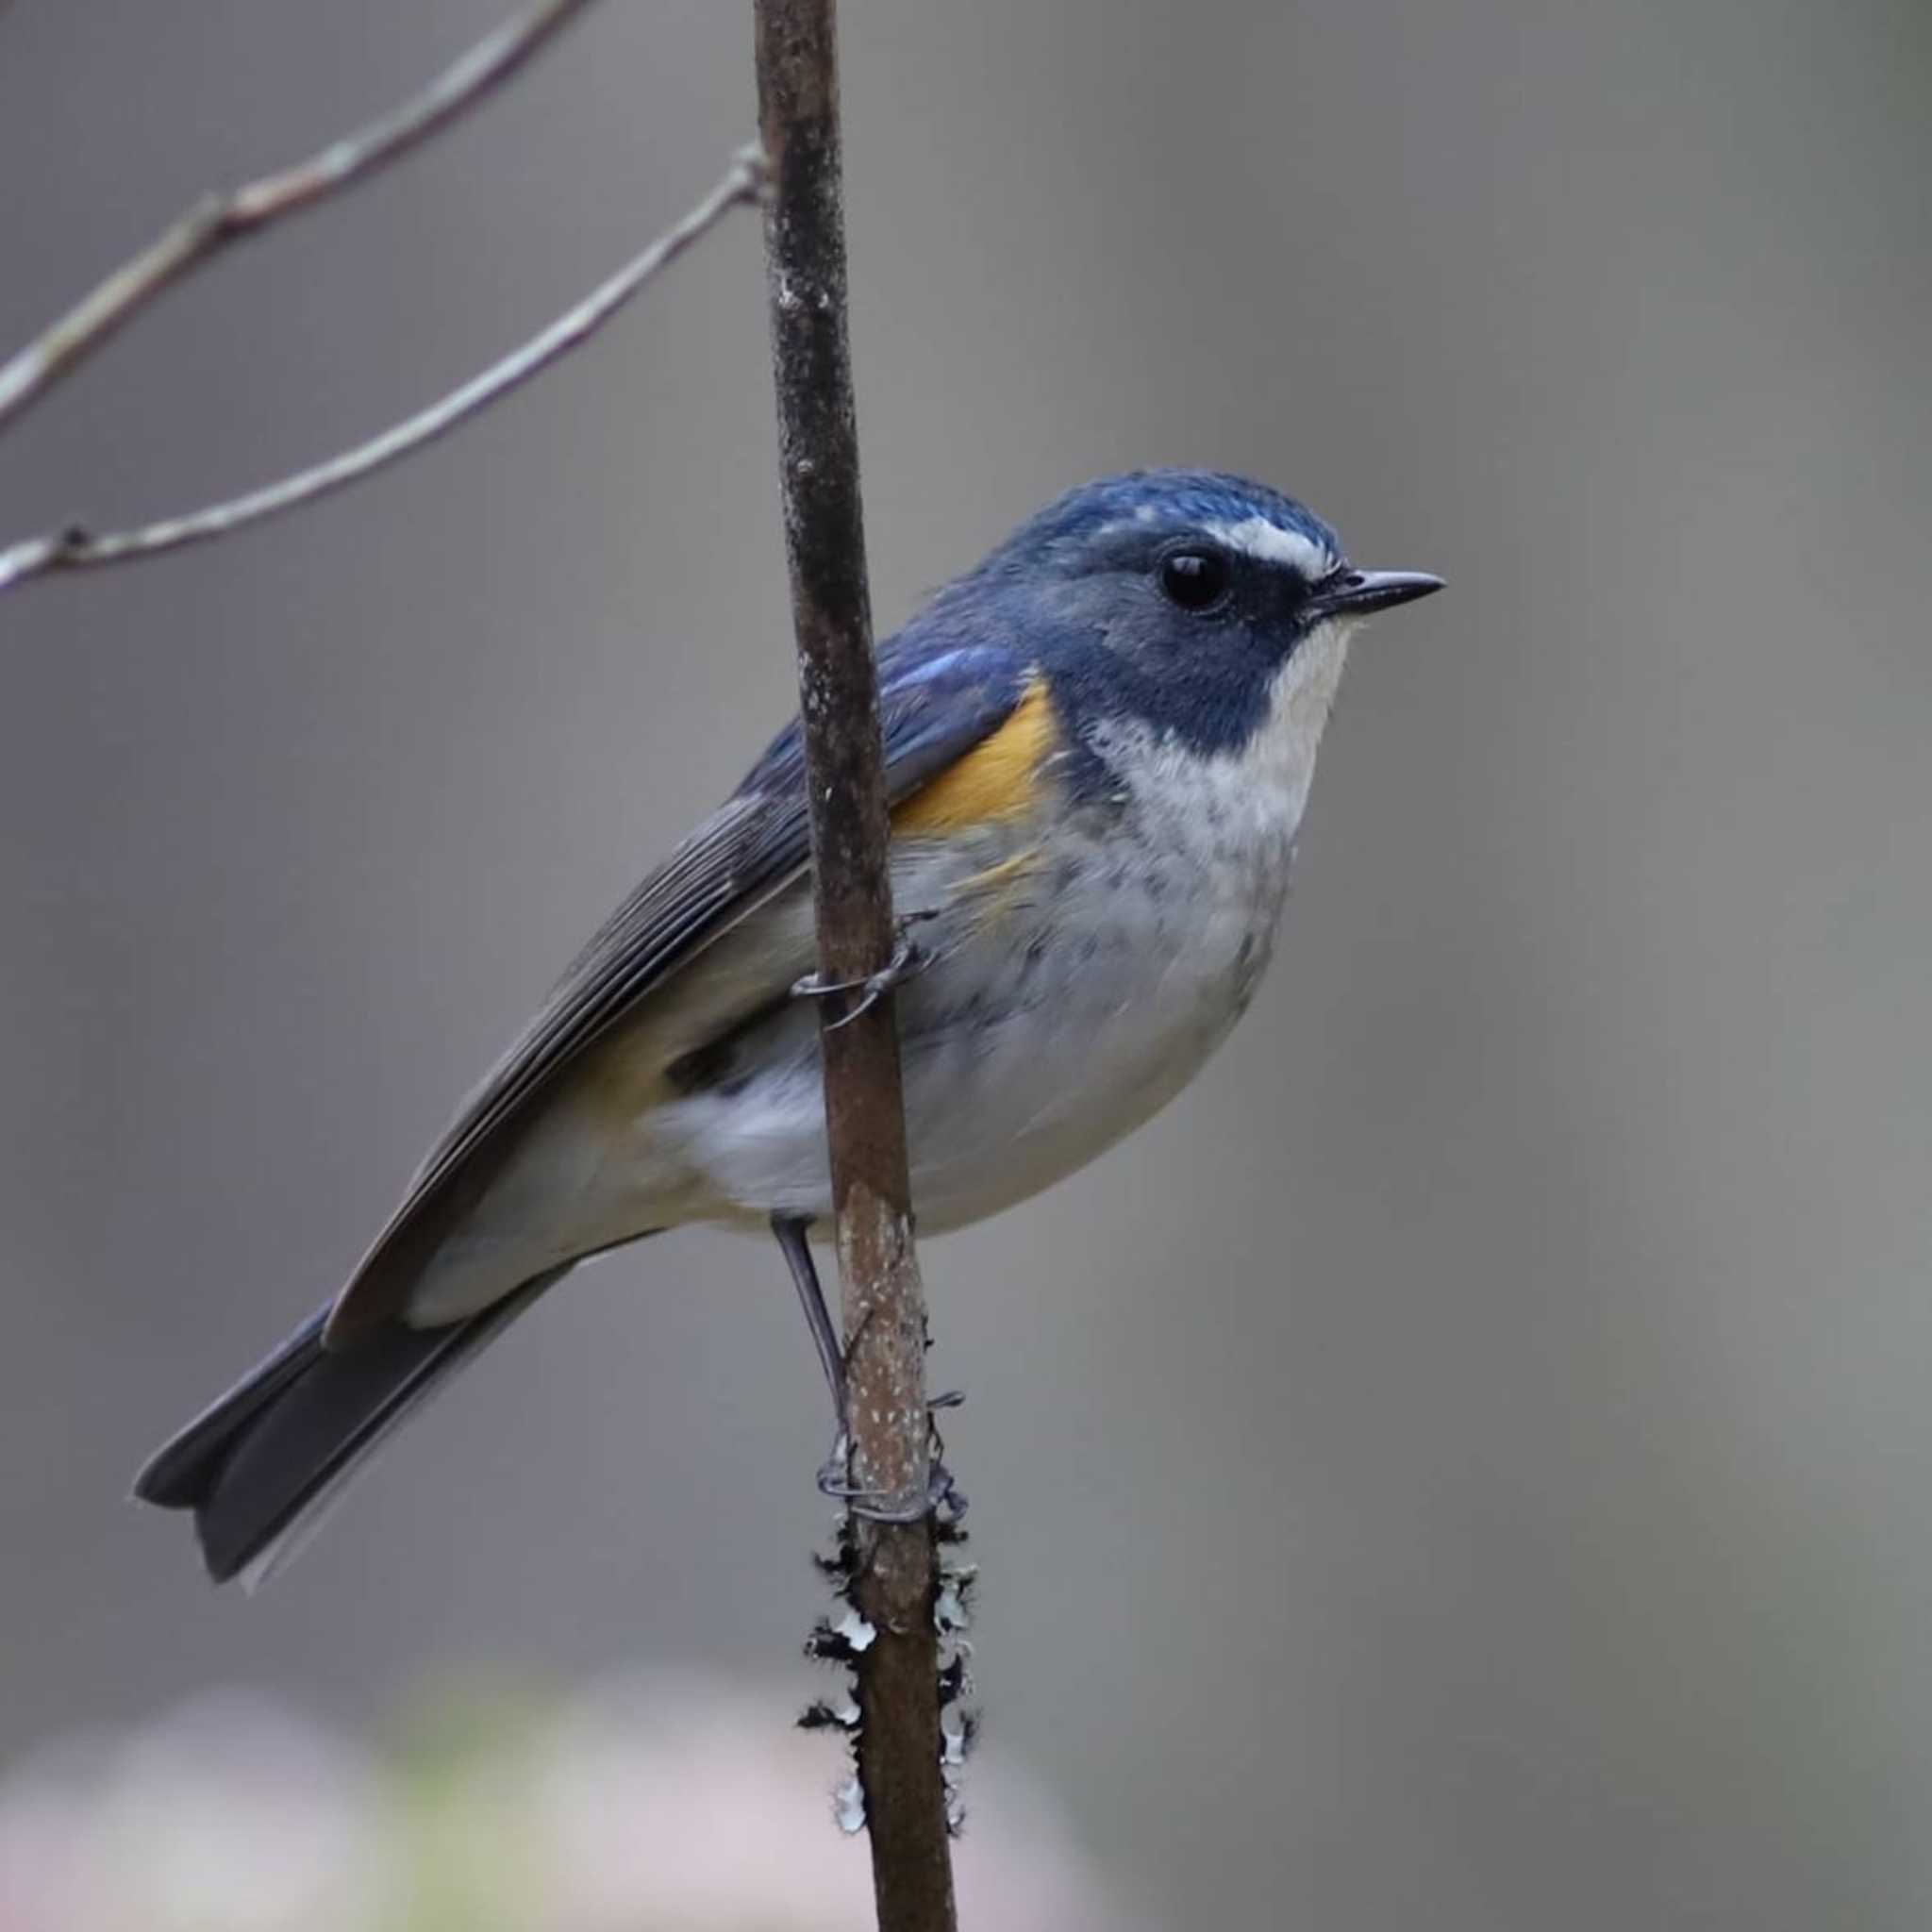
[752,5,958,1929]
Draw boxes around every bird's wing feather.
[324,642,1028,1344]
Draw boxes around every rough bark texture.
[753,6,958,1930]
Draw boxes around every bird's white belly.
[648,810,1292,1233]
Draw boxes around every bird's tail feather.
[133,1272,561,1588]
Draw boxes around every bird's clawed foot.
[774,1210,965,1524]
[815,1388,968,1524]
[791,910,941,1030]
[816,1443,968,1524]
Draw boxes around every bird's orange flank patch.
[894,675,1057,835]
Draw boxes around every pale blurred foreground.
[0,1674,1154,1931]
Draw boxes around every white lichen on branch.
[801,1501,977,1842]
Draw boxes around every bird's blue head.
[923,470,1441,782]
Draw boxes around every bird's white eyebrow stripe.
[1203,516,1333,578]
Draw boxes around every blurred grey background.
[3,1,1929,1925]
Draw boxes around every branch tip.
[0,154,757,600]
[0,0,604,436]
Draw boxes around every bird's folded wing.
[323,642,1029,1343]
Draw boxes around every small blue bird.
[135,469,1441,1583]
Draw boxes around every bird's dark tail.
[133,1274,558,1587]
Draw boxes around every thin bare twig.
[0,0,601,435]
[0,153,762,596]
[754,5,959,1929]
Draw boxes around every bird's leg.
[790,908,942,1031]
[769,1211,966,1524]
[771,1211,864,1500]
[773,1208,845,1414]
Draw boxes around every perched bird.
[134,470,1441,1585]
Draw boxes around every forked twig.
[0,152,763,596]
[0,0,603,436]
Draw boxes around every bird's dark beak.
[1309,567,1445,620]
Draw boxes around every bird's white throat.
[1089,617,1355,853]
[1257,616,1354,820]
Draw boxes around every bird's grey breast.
[643,648,1337,1232]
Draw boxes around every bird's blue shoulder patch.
[733,640,1031,808]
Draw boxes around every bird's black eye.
[1158,548,1228,612]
